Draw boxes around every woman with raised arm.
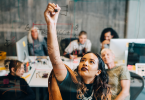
[44,3,111,100]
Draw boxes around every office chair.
[60,38,78,55]
[130,72,144,100]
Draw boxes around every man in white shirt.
[64,31,92,59]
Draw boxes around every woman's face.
[15,64,25,77]
[79,34,87,44]
[31,29,38,40]
[104,31,113,41]
[78,53,101,79]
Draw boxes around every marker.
[25,74,31,79]
[54,9,58,12]
[22,74,31,79]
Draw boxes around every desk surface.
[22,65,35,84]
[29,56,80,87]
[29,68,52,87]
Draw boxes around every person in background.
[28,26,48,56]
[100,28,119,50]
[64,31,92,59]
[101,48,130,100]
[0,60,35,100]
[44,3,111,100]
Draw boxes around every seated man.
[64,31,92,59]
[28,26,48,56]
[101,48,130,100]
[0,60,35,100]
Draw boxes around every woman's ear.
[96,70,101,76]
[111,35,114,38]
[11,67,15,73]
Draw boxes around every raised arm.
[44,3,67,81]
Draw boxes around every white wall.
[126,0,145,38]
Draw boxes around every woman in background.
[100,28,119,50]
[28,26,48,56]
[0,60,35,100]
[64,31,92,59]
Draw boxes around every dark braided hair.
[74,52,110,99]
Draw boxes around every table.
[29,56,80,87]
[29,58,52,87]
[61,56,81,70]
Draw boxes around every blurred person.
[0,60,35,100]
[28,26,48,56]
[101,48,130,100]
[64,31,92,59]
[100,28,119,50]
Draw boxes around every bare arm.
[44,3,67,81]
[101,40,110,49]
[114,80,130,100]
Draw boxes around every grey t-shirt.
[106,66,130,100]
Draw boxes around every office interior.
[0,0,145,100]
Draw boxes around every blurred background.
[0,0,144,55]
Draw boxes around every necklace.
[77,90,94,100]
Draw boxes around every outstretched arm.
[44,3,67,81]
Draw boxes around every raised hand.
[44,3,67,82]
[44,3,61,25]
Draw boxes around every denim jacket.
[28,39,48,56]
